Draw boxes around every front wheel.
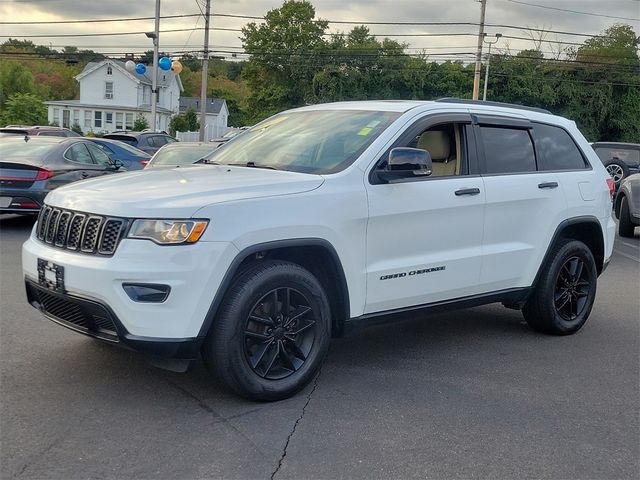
[523,239,597,335]
[202,260,331,401]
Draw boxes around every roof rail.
[435,97,552,115]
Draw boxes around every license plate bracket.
[37,259,65,292]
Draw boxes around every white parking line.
[621,241,639,249]
[614,248,640,263]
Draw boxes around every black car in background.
[103,132,177,155]
[592,142,640,188]
[0,136,125,215]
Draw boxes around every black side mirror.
[110,159,124,169]
[377,147,432,183]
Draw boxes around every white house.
[178,97,229,139]
[45,59,183,134]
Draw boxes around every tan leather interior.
[416,129,457,177]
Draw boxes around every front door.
[364,113,486,314]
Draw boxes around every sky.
[0,0,638,62]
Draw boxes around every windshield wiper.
[229,161,280,170]
[195,158,219,165]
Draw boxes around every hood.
[45,165,324,218]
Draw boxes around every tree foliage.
[133,113,149,131]
[0,93,48,126]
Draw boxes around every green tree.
[70,122,83,134]
[184,108,200,131]
[0,60,37,107]
[168,115,188,136]
[133,113,149,131]
[0,93,47,126]
[242,0,329,121]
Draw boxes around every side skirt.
[343,287,532,333]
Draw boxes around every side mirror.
[111,159,125,169]
[377,147,432,183]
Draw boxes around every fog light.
[123,283,171,303]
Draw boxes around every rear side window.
[65,143,94,164]
[594,146,640,163]
[480,127,536,174]
[535,124,587,170]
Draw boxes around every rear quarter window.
[534,123,588,170]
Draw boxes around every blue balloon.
[158,57,172,71]
[135,63,146,74]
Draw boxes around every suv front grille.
[36,206,127,256]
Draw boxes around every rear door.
[85,142,119,175]
[473,114,567,291]
[63,142,104,180]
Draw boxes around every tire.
[523,239,597,335]
[604,159,630,188]
[202,260,331,401]
[618,196,637,238]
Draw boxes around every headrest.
[416,130,450,161]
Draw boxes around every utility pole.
[151,0,160,131]
[199,0,211,142]
[472,0,487,100]
[482,33,501,101]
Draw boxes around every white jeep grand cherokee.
[23,99,616,401]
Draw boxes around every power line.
[505,0,640,22]
[0,13,201,25]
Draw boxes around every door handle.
[455,188,481,196]
[538,182,558,189]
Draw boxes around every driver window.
[86,142,112,166]
[411,123,463,177]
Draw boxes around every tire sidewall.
[214,262,331,401]
[544,241,597,334]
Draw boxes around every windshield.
[98,140,149,156]
[148,145,216,167]
[204,110,400,174]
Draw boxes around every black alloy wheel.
[202,260,331,401]
[243,287,316,380]
[523,239,597,335]
[554,256,591,321]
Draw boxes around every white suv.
[23,99,616,401]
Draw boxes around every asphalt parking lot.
[1,214,638,480]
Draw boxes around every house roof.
[76,59,183,91]
[179,97,226,115]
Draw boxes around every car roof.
[160,142,209,149]
[592,142,640,148]
[0,135,73,144]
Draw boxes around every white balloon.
[125,60,136,72]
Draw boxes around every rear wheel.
[618,196,637,238]
[202,260,331,401]
[523,239,597,335]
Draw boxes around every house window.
[73,109,80,126]
[105,112,113,125]
[106,66,113,75]
[143,87,150,104]
[105,81,113,99]
[125,113,133,130]
[84,110,92,128]
[52,108,59,125]
[115,112,123,130]
[94,111,102,128]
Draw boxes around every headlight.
[127,219,208,244]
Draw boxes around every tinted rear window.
[105,135,138,146]
[0,129,29,135]
[535,124,587,170]
[480,127,536,174]
[0,141,58,157]
[594,146,640,163]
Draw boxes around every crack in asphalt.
[270,368,322,480]
[165,380,269,460]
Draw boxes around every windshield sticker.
[357,127,373,136]
[251,116,288,131]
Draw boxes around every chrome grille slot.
[66,214,86,250]
[54,211,71,246]
[80,217,103,253]
[35,206,126,256]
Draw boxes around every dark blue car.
[87,138,151,170]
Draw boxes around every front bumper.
[25,278,202,359]
[23,231,239,346]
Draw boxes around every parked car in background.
[0,136,125,214]
[103,131,177,155]
[87,138,151,170]
[0,126,81,137]
[209,128,248,144]
[144,142,216,169]
[614,173,640,238]
[592,142,640,189]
